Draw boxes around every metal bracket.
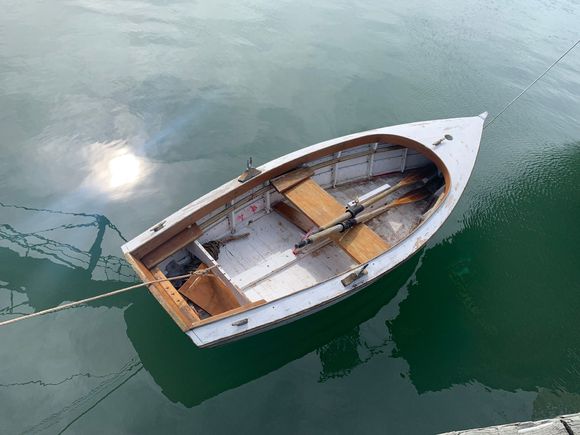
[232,318,248,326]
[151,221,166,232]
[341,264,369,286]
[238,157,261,183]
[433,134,453,146]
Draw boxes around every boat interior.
[128,139,449,329]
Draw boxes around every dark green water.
[1,0,579,433]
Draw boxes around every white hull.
[123,113,487,347]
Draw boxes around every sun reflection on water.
[83,142,149,199]
[108,153,141,189]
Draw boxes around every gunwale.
[122,133,450,261]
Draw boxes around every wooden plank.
[150,267,201,325]
[283,178,389,263]
[191,240,252,305]
[142,223,202,269]
[178,264,241,315]
[124,253,199,330]
[332,225,390,264]
[193,300,267,327]
[273,201,315,233]
[284,178,344,228]
[271,167,314,193]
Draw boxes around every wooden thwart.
[331,225,390,264]
[273,202,315,233]
[283,178,345,228]
[142,223,203,268]
[271,167,314,192]
[274,169,390,263]
[178,264,241,315]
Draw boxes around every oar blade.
[390,186,432,206]
[398,165,437,187]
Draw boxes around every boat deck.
[216,172,430,302]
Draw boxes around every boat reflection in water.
[388,144,580,419]
[0,199,417,409]
[123,254,420,406]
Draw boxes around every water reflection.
[0,198,412,411]
[15,358,143,434]
[0,202,145,432]
[0,201,134,312]
[388,144,580,418]
[83,142,150,199]
[123,255,418,406]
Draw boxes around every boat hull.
[123,113,487,347]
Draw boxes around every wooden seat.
[177,264,241,315]
[272,169,390,263]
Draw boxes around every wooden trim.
[198,146,406,233]
[271,167,314,192]
[129,134,450,260]
[124,253,200,330]
[193,300,267,327]
[142,223,202,269]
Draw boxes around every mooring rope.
[484,39,580,129]
[0,265,217,328]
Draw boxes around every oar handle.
[294,218,357,251]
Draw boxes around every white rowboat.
[122,113,487,347]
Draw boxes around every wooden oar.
[355,185,433,223]
[294,185,433,251]
[316,165,437,232]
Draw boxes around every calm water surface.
[1,0,579,433]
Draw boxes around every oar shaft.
[356,203,396,223]
[317,167,436,232]
[359,184,399,208]
[296,199,412,251]
[318,182,403,231]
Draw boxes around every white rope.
[0,265,217,328]
[484,39,580,129]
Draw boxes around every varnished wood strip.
[193,300,267,327]
[283,178,345,228]
[271,167,314,192]
[142,223,202,269]
[198,146,405,233]
[332,225,390,263]
[273,202,315,233]
[151,267,201,325]
[124,253,199,330]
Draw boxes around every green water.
[1,0,579,433]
